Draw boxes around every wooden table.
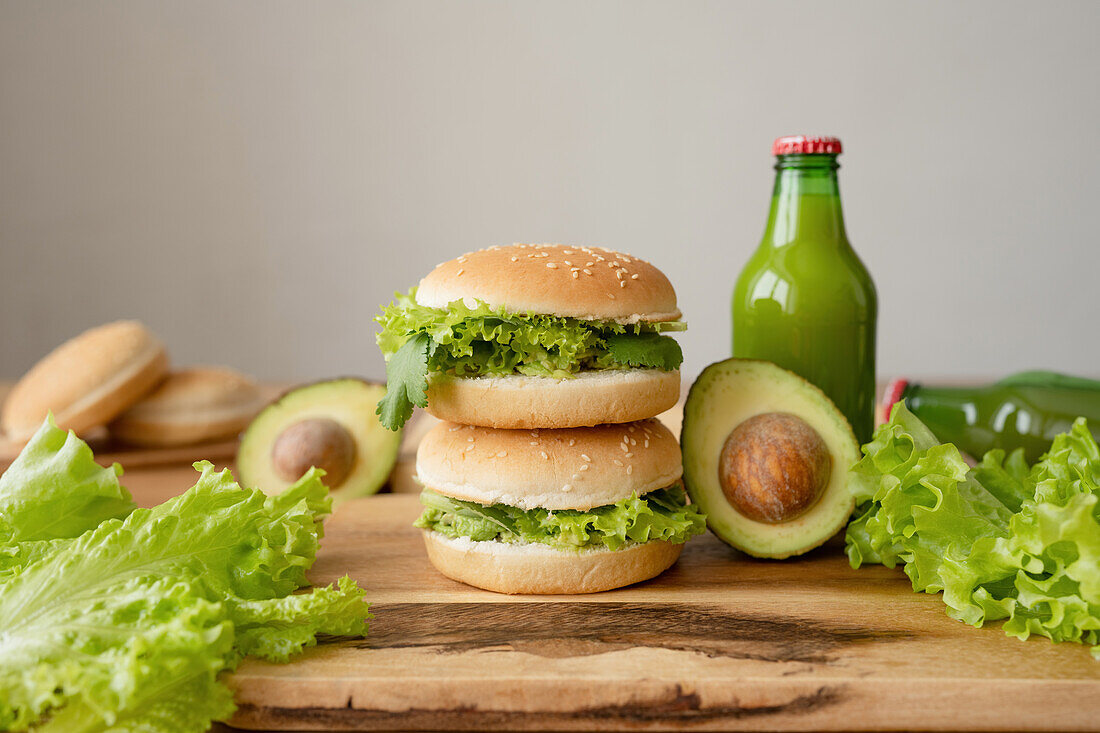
[220,494,1099,731]
[3,390,1098,730]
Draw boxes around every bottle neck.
[762,154,847,248]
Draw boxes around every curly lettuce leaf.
[414,485,705,551]
[847,403,1100,658]
[374,288,685,428]
[0,427,369,731]
[0,417,133,544]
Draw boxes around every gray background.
[2,1,1096,386]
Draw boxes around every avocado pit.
[271,418,357,488]
[718,412,832,524]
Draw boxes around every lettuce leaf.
[847,403,1100,658]
[414,485,706,551]
[0,417,134,544]
[0,424,370,731]
[374,289,685,429]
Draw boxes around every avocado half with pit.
[237,378,401,501]
[681,359,859,559]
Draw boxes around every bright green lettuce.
[414,485,706,551]
[847,403,1100,658]
[0,420,370,731]
[374,288,685,429]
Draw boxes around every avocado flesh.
[681,359,859,559]
[237,378,402,502]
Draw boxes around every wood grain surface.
[225,495,1100,732]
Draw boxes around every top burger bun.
[1,321,168,443]
[416,418,683,511]
[416,243,681,323]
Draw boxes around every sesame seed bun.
[421,531,683,594]
[1,321,168,443]
[416,244,680,323]
[425,369,680,429]
[416,418,682,511]
[108,367,265,448]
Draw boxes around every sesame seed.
[610,261,620,267]
[620,444,629,453]
[620,281,627,288]
[625,452,633,458]
[631,273,639,280]
[456,268,465,276]
[628,426,636,432]
[563,250,574,254]
[449,425,463,432]
[465,445,475,452]
[546,263,558,269]
[630,438,636,445]
[572,271,579,279]
[572,474,580,480]
[608,293,616,299]
[564,260,572,266]
[586,262,594,267]
[530,441,539,446]
[583,269,592,275]
[457,256,467,263]
[579,464,589,471]
[621,256,632,264]
[613,459,624,467]
[581,454,591,462]
[644,440,650,448]
[497,451,508,457]
[616,271,624,280]
[568,438,575,446]
[467,436,475,442]
[511,256,518,262]
[531,430,540,437]
[562,484,573,492]
[540,451,549,460]
[626,465,633,475]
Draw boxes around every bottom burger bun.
[421,530,683,595]
[109,367,264,447]
[424,368,679,429]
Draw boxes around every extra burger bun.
[1,321,168,443]
[109,367,264,447]
[425,368,680,429]
[416,243,681,323]
[417,418,682,511]
[422,531,683,594]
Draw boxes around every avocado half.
[237,378,401,502]
[681,359,859,559]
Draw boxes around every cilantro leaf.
[376,332,432,431]
[603,333,683,371]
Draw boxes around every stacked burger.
[376,244,704,594]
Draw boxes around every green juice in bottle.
[885,371,1100,463]
[732,136,878,443]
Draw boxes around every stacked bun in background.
[375,243,705,594]
[1,320,263,449]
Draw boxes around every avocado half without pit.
[681,359,859,559]
[237,378,402,501]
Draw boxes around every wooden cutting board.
[225,494,1100,732]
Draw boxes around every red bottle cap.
[879,378,909,425]
[772,135,843,155]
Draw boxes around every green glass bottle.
[732,136,878,443]
[885,371,1100,463]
